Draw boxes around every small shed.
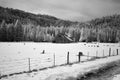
[53,33,73,43]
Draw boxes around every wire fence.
[0,48,119,79]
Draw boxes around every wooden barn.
[53,33,73,43]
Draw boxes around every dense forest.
[0,6,120,43]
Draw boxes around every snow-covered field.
[113,74,120,80]
[1,53,120,80]
[0,42,120,77]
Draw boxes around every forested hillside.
[0,6,120,43]
[0,6,78,27]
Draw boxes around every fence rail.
[0,48,119,79]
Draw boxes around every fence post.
[78,52,82,62]
[117,49,119,55]
[67,52,69,64]
[53,53,55,67]
[113,50,115,56]
[28,58,31,71]
[109,48,111,56]
[42,50,45,54]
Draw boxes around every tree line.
[0,19,120,43]
[0,6,120,43]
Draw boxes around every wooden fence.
[0,48,119,79]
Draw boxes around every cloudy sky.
[0,0,120,21]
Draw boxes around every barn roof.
[53,33,74,43]
[64,34,73,42]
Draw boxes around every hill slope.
[0,6,78,27]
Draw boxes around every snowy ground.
[113,74,120,80]
[0,42,119,59]
[0,42,120,79]
[1,54,120,80]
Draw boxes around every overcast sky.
[0,0,120,21]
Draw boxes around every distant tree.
[0,21,7,41]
